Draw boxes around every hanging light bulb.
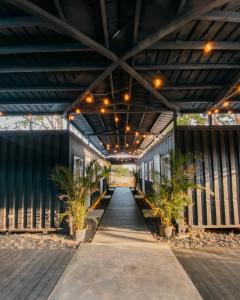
[214,108,219,114]
[100,107,106,113]
[207,111,212,115]
[135,131,139,136]
[126,125,130,132]
[136,140,140,144]
[115,116,119,122]
[228,110,232,114]
[126,143,129,148]
[69,115,74,121]
[204,41,213,54]
[103,98,110,105]
[86,94,94,103]
[0,111,4,116]
[153,77,163,89]
[123,93,130,101]
[223,101,229,107]
[75,107,81,114]
[143,134,146,138]
[115,144,119,148]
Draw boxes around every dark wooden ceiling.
[0,0,240,155]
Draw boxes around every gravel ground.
[155,231,240,248]
[134,194,240,249]
[0,233,78,249]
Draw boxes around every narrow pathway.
[50,188,201,300]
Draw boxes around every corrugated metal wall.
[137,131,175,194]
[0,131,69,230]
[176,126,240,227]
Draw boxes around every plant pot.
[159,225,173,238]
[73,228,86,243]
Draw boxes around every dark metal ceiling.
[0,0,240,155]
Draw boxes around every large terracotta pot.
[73,228,86,243]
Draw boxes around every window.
[148,161,154,182]
[73,156,83,178]
[144,163,148,181]
[161,154,171,179]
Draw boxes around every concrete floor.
[49,188,201,300]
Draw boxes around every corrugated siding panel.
[176,126,240,227]
[0,131,69,230]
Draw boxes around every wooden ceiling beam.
[148,41,240,51]
[198,10,240,23]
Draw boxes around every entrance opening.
[110,164,135,187]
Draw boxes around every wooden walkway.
[0,249,75,300]
[173,248,240,300]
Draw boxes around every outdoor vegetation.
[148,152,204,237]
[51,160,111,241]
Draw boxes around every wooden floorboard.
[0,249,75,300]
[173,248,240,300]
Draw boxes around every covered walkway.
[50,188,201,300]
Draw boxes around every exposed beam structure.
[0,16,43,28]
[0,43,92,55]
[0,85,85,92]
[0,65,105,73]
[135,64,240,71]
[198,10,240,23]
[0,83,227,93]
[0,98,72,105]
[148,41,240,51]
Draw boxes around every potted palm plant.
[51,166,88,242]
[149,152,203,238]
[129,169,140,193]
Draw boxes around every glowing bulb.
[115,116,119,122]
[126,125,130,132]
[223,101,229,107]
[114,150,117,153]
[143,134,146,138]
[69,115,74,121]
[75,108,81,114]
[228,110,232,114]
[86,94,93,103]
[204,42,213,54]
[136,140,140,144]
[135,131,139,136]
[126,143,129,148]
[115,144,119,148]
[153,77,163,89]
[214,108,219,114]
[100,107,106,113]
[103,98,110,105]
[0,111,4,116]
[123,93,130,101]
[207,111,212,115]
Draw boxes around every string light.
[75,108,81,114]
[0,111,4,116]
[126,143,129,148]
[228,110,232,114]
[69,115,74,121]
[136,140,140,144]
[204,41,213,54]
[207,111,212,115]
[123,93,130,101]
[213,108,219,114]
[100,108,106,113]
[135,131,139,136]
[115,144,119,148]
[223,101,229,107]
[126,125,130,132]
[115,116,119,122]
[86,94,94,103]
[103,98,110,105]
[153,77,163,89]
[143,134,146,138]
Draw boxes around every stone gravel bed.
[0,233,78,249]
[154,231,240,248]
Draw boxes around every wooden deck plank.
[173,248,240,300]
[0,249,75,300]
